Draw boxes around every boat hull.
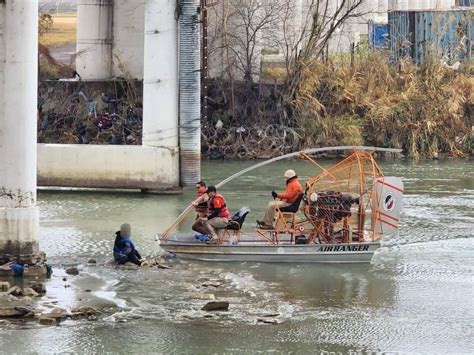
[159,235,380,263]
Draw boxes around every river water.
[1,158,473,353]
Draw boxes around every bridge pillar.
[0,0,43,263]
[113,0,145,80]
[76,0,113,80]
[76,0,146,80]
[142,0,179,148]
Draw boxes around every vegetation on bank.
[293,54,473,159]
[203,53,473,159]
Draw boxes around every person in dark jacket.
[113,223,142,266]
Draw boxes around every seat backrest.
[230,207,250,228]
[279,193,304,213]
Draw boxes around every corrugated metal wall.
[389,9,473,63]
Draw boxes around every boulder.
[201,280,225,288]
[6,295,18,302]
[29,282,46,294]
[192,293,215,301]
[201,301,229,311]
[44,308,67,321]
[65,267,79,275]
[38,316,57,326]
[0,281,11,292]
[70,306,101,319]
[87,259,97,264]
[22,287,39,297]
[7,286,23,297]
[0,307,31,318]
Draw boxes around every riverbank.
[37,55,473,159]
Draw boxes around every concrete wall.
[38,144,179,190]
[113,0,145,79]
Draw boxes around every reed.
[293,53,473,158]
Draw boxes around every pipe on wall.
[179,0,201,186]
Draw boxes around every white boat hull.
[159,235,380,263]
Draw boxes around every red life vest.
[208,193,230,219]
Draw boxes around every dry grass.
[40,13,76,47]
[293,53,474,158]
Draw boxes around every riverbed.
[1,158,473,353]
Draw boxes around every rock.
[0,281,11,292]
[62,277,67,282]
[65,267,79,275]
[157,263,171,269]
[44,308,67,321]
[0,306,31,318]
[87,259,97,264]
[84,289,92,293]
[29,282,46,294]
[22,287,39,297]
[201,280,225,288]
[38,316,57,326]
[6,295,18,302]
[7,286,23,297]
[13,307,34,318]
[262,313,280,318]
[192,293,215,301]
[70,306,101,319]
[257,318,280,325]
[201,301,229,311]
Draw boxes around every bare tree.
[282,0,365,100]
[206,0,365,125]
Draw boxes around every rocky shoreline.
[0,256,173,327]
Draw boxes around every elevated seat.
[279,193,304,213]
[254,194,306,244]
[273,193,305,243]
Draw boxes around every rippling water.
[1,158,473,353]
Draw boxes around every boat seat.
[223,207,250,242]
[273,193,305,243]
[279,193,304,213]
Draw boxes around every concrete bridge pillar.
[76,0,113,80]
[76,0,146,80]
[113,0,145,80]
[0,0,41,261]
[142,0,179,148]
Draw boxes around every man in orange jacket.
[257,169,303,228]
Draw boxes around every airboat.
[158,146,403,263]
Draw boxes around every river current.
[0,158,473,353]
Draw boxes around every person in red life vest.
[257,169,303,229]
[195,181,209,218]
[192,186,230,243]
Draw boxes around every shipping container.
[388,9,473,63]
[369,21,390,48]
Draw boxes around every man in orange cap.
[257,169,303,228]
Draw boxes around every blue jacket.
[114,231,136,256]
